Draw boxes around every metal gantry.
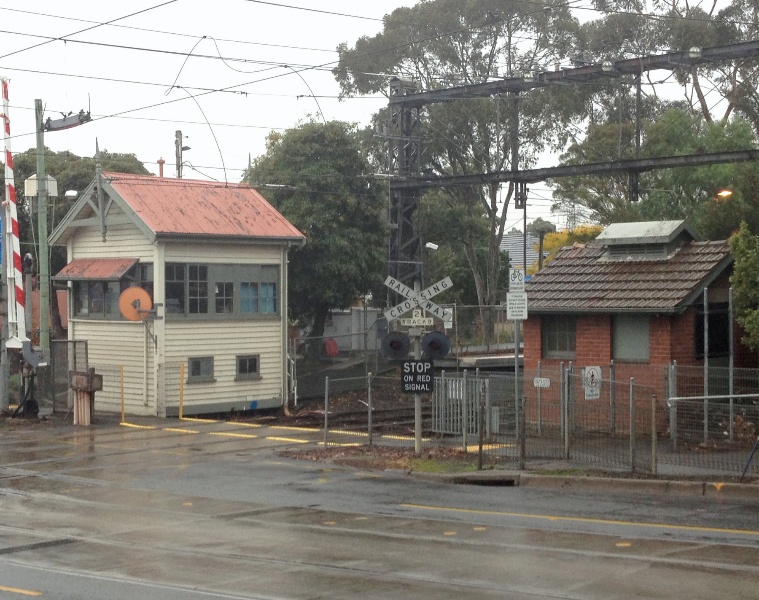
[385,40,759,288]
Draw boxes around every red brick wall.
[575,315,612,364]
[668,307,699,366]
[524,311,704,369]
[523,317,542,370]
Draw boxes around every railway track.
[289,405,432,432]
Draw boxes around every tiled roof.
[103,173,304,241]
[525,240,732,313]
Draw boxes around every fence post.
[669,361,678,448]
[439,369,446,437]
[367,372,373,446]
[478,393,484,471]
[560,362,567,457]
[629,377,636,472]
[729,286,735,441]
[519,395,526,470]
[462,369,468,452]
[323,376,329,448]
[610,359,616,434]
[564,363,571,460]
[536,360,542,435]
[651,393,658,475]
[703,288,709,444]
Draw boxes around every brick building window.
[542,315,576,359]
[613,314,650,362]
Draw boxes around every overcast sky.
[1,0,576,227]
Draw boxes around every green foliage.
[553,107,759,235]
[246,121,387,336]
[334,0,588,327]
[729,221,759,353]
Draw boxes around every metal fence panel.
[49,340,88,414]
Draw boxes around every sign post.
[508,268,528,412]
[384,275,454,453]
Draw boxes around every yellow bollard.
[179,362,185,419]
[120,365,125,423]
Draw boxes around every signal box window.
[236,355,260,380]
[188,356,214,383]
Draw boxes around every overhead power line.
[0,6,337,54]
[0,0,179,59]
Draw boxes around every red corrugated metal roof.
[526,240,732,313]
[53,257,139,281]
[103,173,304,241]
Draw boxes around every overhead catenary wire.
[0,1,748,229]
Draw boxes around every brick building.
[523,220,750,395]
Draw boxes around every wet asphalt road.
[1,417,758,599]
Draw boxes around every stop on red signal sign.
[401,360,434,394]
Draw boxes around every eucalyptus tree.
[335,0,589,339]
[552,0,759,228]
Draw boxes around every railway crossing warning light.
[382,331,410,360]
[421,331,450,360]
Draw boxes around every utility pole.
[34,100,91,367]
[175,130,190,178]
[35,100,50,356]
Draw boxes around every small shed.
[50,172,305,417]
[523,220,748,386]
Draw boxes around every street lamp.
[714,188,733,201]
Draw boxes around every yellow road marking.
[401,503,759,537]
[208,432,259,439]
[120,422,157,430]
[0,585,41,596]
[180,417,218,423]
[224,421,262,429]
[266,436,309,444]
[616,542,632,547]
[270,425,320,432]
[162,427,200,434]
[318,442,362,447]
[463,444,513,452]
[380,435,432,442]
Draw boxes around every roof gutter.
[154,233,306,246]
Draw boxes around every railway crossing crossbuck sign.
[383,276,453,325]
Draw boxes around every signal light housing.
[421,331,450,359]
[382,331,411,360]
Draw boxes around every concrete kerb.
[423,469,759,499]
